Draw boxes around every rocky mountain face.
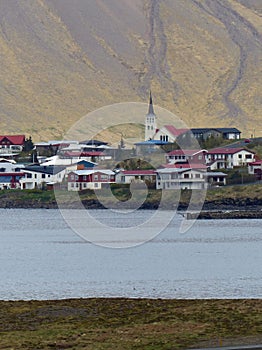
[0,0,261,140]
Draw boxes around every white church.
[144,92,189,143]
[143,92,241,143]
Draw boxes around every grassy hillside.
[0,0,261,140]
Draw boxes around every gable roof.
[249,160,262,165]
[71,169,115,176]
[208,147,255,155]
[118,170,156,176]
[63,151,103,157]
[0,135,25,145]
[215,128,241,133]
[159,163,207,170]
[80,139,108,146]
[191,128,241,134]
[167,149,207,156]
[163,125,189,137]
[23,165,66,175]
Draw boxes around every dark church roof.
[147,91,155,115]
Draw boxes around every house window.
[94,183,98,187]
[34,174,37,178]
[184,174,189,179]
[101,175,108,180]
[238,154,242,158]
[71,183,74,188]
[83,176,87,180]
[94,175,98,180]
[195,174,200,178]
[83,183,87,188]
[27,173,32,178]
[42,174,46,179]
[246,154,252,159]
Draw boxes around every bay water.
[0,209,261,300]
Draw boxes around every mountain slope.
[0,0,261,140]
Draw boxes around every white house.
[115,170,156,184]
[156,168,207,190]
[166,149,207,165]
[206,148,255,169]
[248,160,262,180]
[20,165,66,189]
[156,167,227,190]
[0,158,24,172]
[153,125,189,143]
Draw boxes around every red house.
[0,135,25,154]
[68,169,115,191]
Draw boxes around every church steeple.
[148,90,155,115]
[145,91,157,141]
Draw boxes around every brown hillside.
[0,0,261,140]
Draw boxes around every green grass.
[0,299,261,349]
[0,183,262,209]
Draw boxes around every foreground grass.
[0,299,261,349]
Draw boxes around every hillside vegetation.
[0,299,261,349]
[0,0,261,140]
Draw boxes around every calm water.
[0,209,261,300]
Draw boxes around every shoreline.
[0,200,262,219]
[1,187,262,218]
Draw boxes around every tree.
[23,136,34,152]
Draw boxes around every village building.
[135,139,170,155]
[145,91,157,141]
[191,128,241,141]
[248,160,262,180]
[205,147,255,170]
[66,160,97,172]
[166,149,207,165]
[0,158,25,189]
[115,170,156,184]
[156,168,207,190]
[153,125,190,143]
[0,172,24,190]
[67,169,115,191]
[143,93,241,146]
[0,135,25,157]
[156,167,227,190]
[20,165,66,189]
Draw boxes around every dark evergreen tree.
[23,136,34,152]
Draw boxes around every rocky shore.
[1,193,262,219]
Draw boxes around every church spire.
[145,90,157,141]
[148,90,155,115]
